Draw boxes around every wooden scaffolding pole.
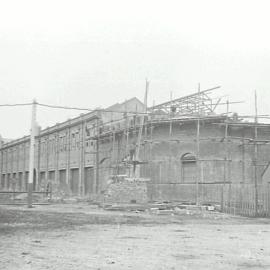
[196,83,201,205]
[134,79,149,177]
[169,91,173,136]
[124,100,128,157]
[224,100,230,212]
[254,90,258,216]
[169,91,173,183]
[95,117,100,194]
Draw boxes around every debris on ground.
[1,203,270,270]
[100,200,222,216]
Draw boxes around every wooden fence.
[222,183,270,217]
[147,182,270,217]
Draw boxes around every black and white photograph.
[0,0,270,269]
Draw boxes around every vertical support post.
[28,99,37,208]
[0,149,2,191]
[169,91,173,136]
[149,104,153,186]
[66,123,71,186]
[82,121,86,196]
[134,79,149,177]
[112,130,115,174]
[37,137,41,191]
[241,137,245,183]
[45,135,49,183]
[221,160,225,212]
[11,145,13,189]
[144,87,149,178]
[254,90,258,216]
[196,117,200,205]
[78,119,86,196]
[116,135,120,175]
[55,131,59,190]
[23,143,26,191]
[222,100,229,211]
[95,117,100,194]
[267,182,270,217]
[169,91,173,183]
[124,101,129,157]
[196,83,200,205]
[240,134,245,212]
[125,111,130,177]
[17,145,20,188]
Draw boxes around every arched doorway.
[181,153,197,182]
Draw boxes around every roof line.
[149,86,221,109]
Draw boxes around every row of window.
[1,138,96,162]
[1,146,29,167]
[101,116,144,133]
[1,117,144,160]
[0,117,144,163]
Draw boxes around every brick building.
[0,97,145,196]
[1,90,270,203]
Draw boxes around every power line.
[0,101,249,119]
[37,102,149,115]
[36,102,241,117]
[0,101,147,115]
[37,103,96,112]
[0,103,32,107]
[0,94,242,117]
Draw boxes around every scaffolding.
[2,85,269,217]
[89,87,270,217]
[149,86,221,116]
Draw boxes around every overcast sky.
[0,0,270,139]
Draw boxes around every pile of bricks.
[104,176,148,204]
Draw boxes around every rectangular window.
[76,131,80,148]
[59,136,63,152]
[62,135,65,152]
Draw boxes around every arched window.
[181,153,197,182]
[181,153,196,163]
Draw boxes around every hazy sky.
[0,0,270,139]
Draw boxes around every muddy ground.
[0,203,270,270]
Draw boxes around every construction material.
[149,86,221,115]
[104,176,149,204]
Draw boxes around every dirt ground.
[0,203,270,270]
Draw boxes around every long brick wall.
[1,113,270,203]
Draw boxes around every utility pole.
[28,99,37,208]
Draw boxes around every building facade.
[1,93,270,203]
[0,97,145,196]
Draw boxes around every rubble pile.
[104,176,149,204]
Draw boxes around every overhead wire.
[0,103,33,107]
[37,102,149,115]
[0,94,244,118]
[36,102,239,118]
